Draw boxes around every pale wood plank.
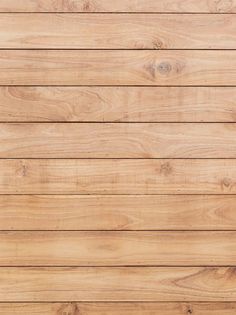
[0,14,236,49]
[1,195,236,230]
[0,231,235,266]
[0,267,236,301]
[1,50,236,86]
[2,123,236,158]
[1,302,236,315]
[1,87,236,122]
[0,159,235,194]
[0,0,235,12]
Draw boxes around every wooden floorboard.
[0,267,236,301]
[1,123,236,158]
[1,195,236,230]
[0,231,235,266]
[1,50,236,85]
[0,0,235,12]
[1,302,236,315]
[0,159,235,194]
[0,14,236,49]
[1,86,236,122]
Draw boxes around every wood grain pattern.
[1,2,235,310]
[0,267,236,301]
[1,86,236,122]
[1,14,236,49]
[1,302,236,315]
[1,195,236,231]
[0,231,235,266]
[0,0,235,12]
[1,50,236,86]
[2,123,236,158]
[0,159,236,194]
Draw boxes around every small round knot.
[57,303,79,315]
[160,162,173,176]
[157,62,172,75]
[221,177,232,188]
[83,0,94,12]
[185,304,193,315]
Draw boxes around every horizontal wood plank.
[1,14,236,49]
[1,195,236,230]
[0,231,235,266]
[1,87,236,122]
[1,50,236,86]
[0,0,235,12]
[1,159,236,194]
[2,123,236,158]
[1,302,236,315]
[0,267,236,301]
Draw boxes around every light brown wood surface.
[0,231,235,266]
[1,195,236,231]
[0,0,236,12]
[0,267,236,301]
[1,302,236,315]
[0,159,235,194]
[1,87,236,122]
[1,50,236,86]
[1,14,236,49]
[0,1,235,312]
[1,123,236,158]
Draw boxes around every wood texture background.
[0,1,235,314]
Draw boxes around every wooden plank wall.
[0,1,236,314]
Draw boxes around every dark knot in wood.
[157,62,172,75]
